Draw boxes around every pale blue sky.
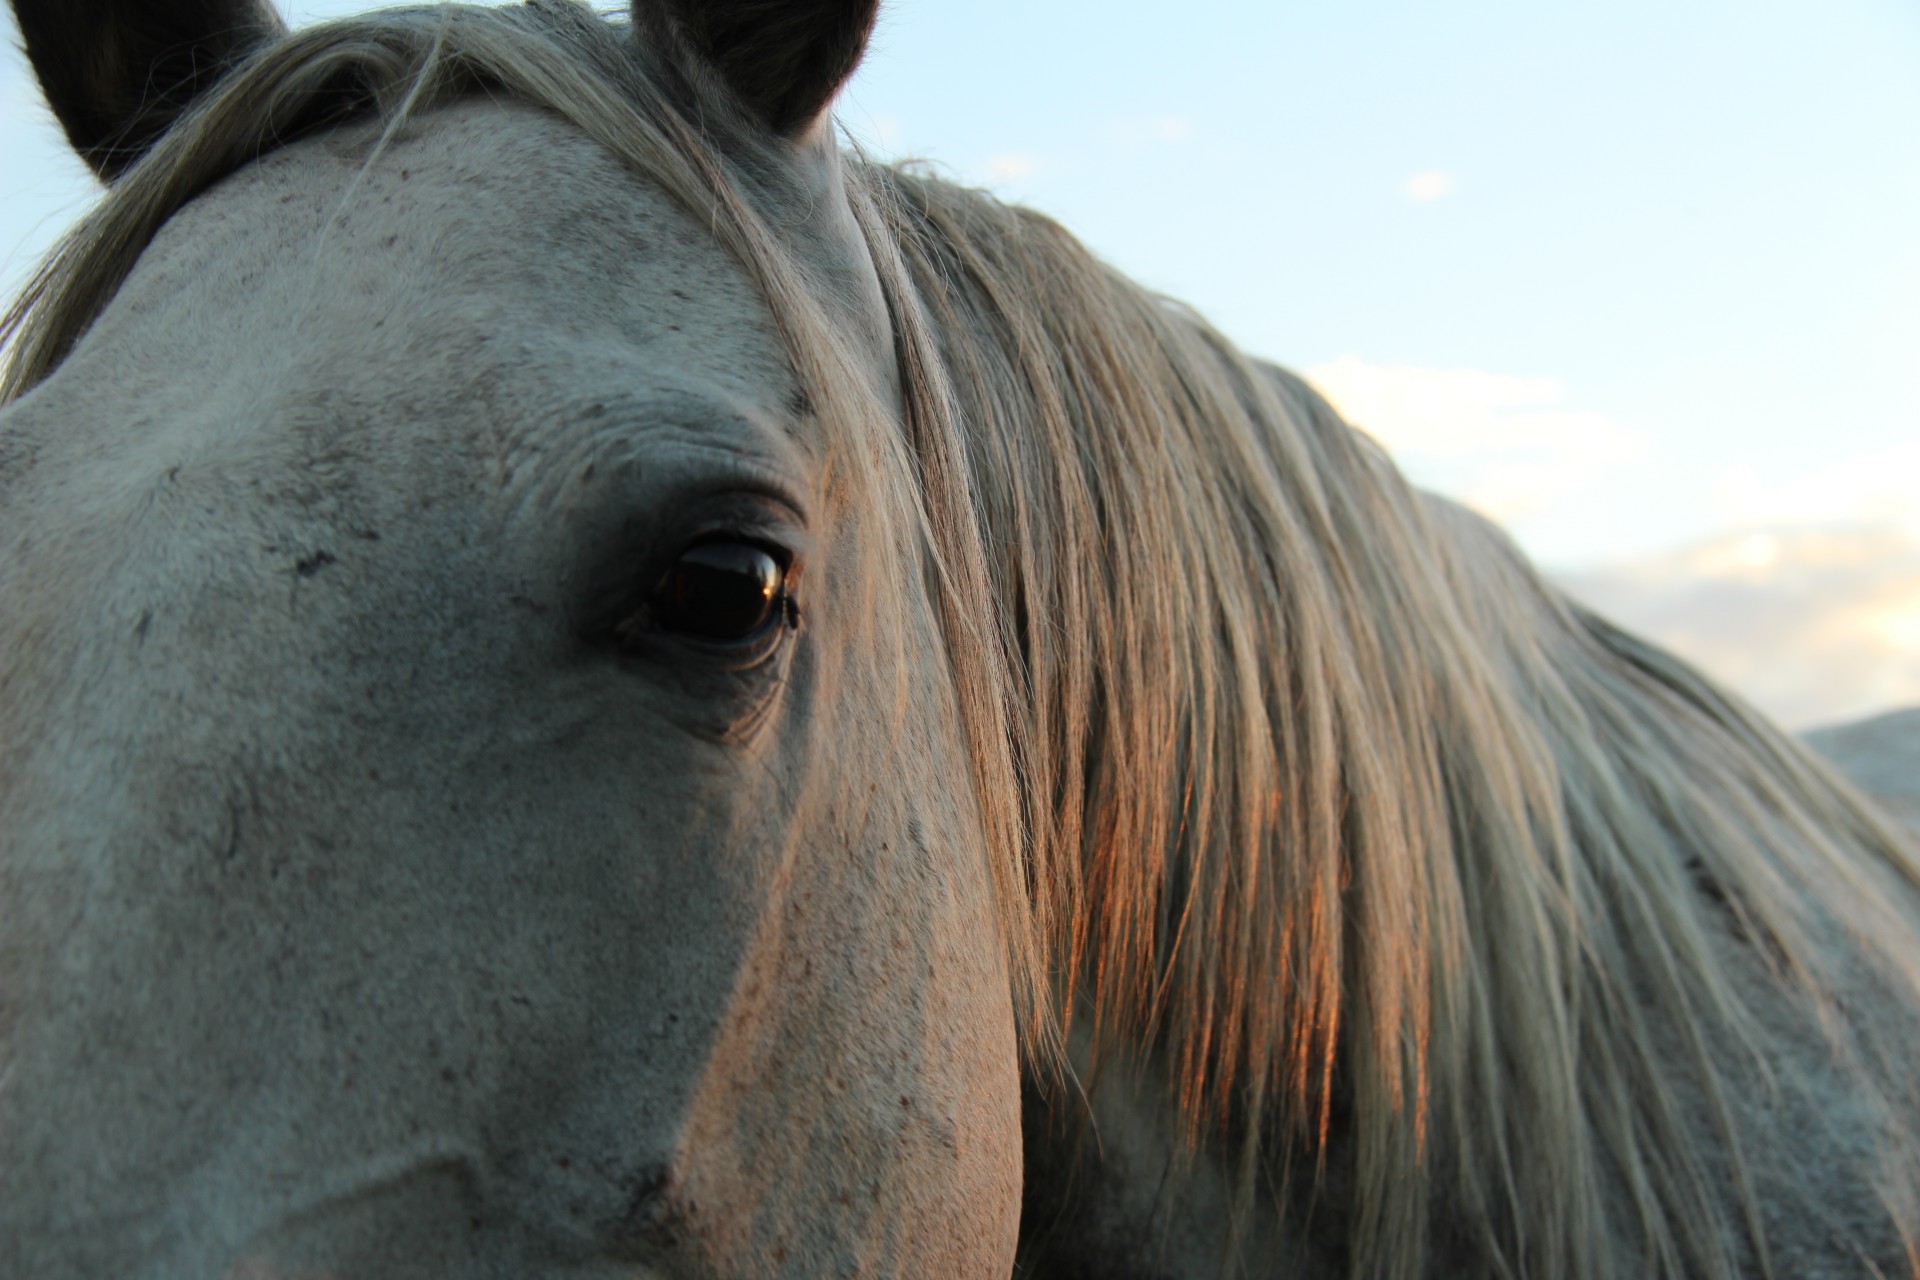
[5,1,1918,720]
[836,0,1920,566]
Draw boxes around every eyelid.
[682,512,807,589]
[648,447,812,539]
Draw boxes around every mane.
[848,167,1920,1276]
[6,5,1920,1277]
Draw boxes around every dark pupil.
[661,543,782,640]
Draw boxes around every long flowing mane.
[855,163,1920,1275]
[6,5,1920,1276]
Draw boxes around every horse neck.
[1017,1026,1350,1280]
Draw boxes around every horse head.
[11,5,1920,1279]
[0,2,1027,1275]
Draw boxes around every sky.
[4,0,1918,729]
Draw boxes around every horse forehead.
[98,99,798,431]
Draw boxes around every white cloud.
[1403,170,1457,203]
[984,152,1041,184]
[1558,525,1920,730]
[1711,442,1920,538]
[1102,116,1198,148]
[864,113,907,152]
[1303,355,1643,525]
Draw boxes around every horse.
[3,2,1917,1276]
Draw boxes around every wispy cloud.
[968,115,1194,190]
[1402,170,1457,203]
[1307,353,1920,728]
[863,112,907,153]
[1559,525,1920,729]
[1711,442,1920,538]
[984,152,1042,184]
[1103,115,1198,148]
[1303,355,1643,525]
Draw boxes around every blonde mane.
[848,170,1920,1276]
[6,6,1920,1276]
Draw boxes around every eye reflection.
[657,542,786,642]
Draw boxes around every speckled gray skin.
[0,99,1019,1279]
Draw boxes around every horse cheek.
[666,637,1021,1276]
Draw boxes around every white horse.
[2,3,1916,1277]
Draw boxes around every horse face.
[0,98,1020,1278]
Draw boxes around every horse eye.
[655,541,788,642]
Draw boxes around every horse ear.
[638,0,881,139]
[8,0,287,180]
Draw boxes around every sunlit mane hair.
[862,165,1920,1275]
[6,5,1920,1278]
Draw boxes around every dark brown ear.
[637,0,880,138]
[9,0,286,180]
